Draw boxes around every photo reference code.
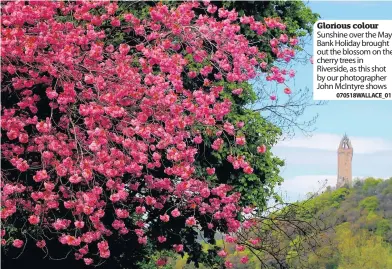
[336,92,392,99]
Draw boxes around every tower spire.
[337,133,353,188]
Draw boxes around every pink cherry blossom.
[257,144,267,153]
[0,1,298,264]
[225,261,234,268]
[206,167,215,175]
[160,214,170,222]
[28,215,40,225]
[158,236,167,243]
[84,258,94,265]
[186,216,197,226]
[173,244,184,252]
[236,137,246,146]
[218,249,228,257]
[236,121,245,128]
[13,239,24,248]
[171,208,181,217]
[36,240,46,248]
[236,244,246,252]
[232,88,243,95]
[156,258,167,267]
[240,256,249,264]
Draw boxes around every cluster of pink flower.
[1,0,297,266]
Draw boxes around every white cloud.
[275,133,392,154]
[276,175,336,202]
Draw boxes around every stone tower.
[337,134,353,188]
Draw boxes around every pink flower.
[158,236,167,243]
[249,237,261,245]
[270,38,278,47]
[207,4,217,13]
[173,244,184,252]
[236,121,245,128]
[138,236,147,245]
[156,258,167,267]
[257,144,267,153]
[270,95,276,101]
[110,18,121,27]
[69,174,82,184]
[46,88,58,99]
[33,170,48,182]
[188,71,197,78]
[212,138,224,151]
[193,135,203,144]
[225,261,234,268]
[13,239,24,248]
[289,37,299,46]
[115,208,129,219]
[232,88,243,95]
[136,206,146,215]
[207,223,214,229]
[279,34,288,43]
[284,87,292,94]
[224,122,235,135]
[112,220,125,230]
[243,207,253,214]
[236,244,246,252]
[171,208,181,218]
[28,215,40,225]
[61,235,81,246]
[218,249,227,257]
[236,136,246,145]
[36,119,51,133]
[84,75,94,84]
[119,44,130,55]
[36,240,46,248]
[160,214,170,222]
[185,216,196,226]
[206,167,215,175]
[200,188,210,198]
[240,256,249,264]
[225,235,237,243]
[243,166,253,174]
[145,196,156,205]
[74,221,85,229]
[97,241,110,258]
[52,219,71,230]
[84,258,93,265]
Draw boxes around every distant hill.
[171,177,392,269]
[290,177,392,269]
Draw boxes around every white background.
[313,20,392,100]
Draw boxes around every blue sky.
[269,1,392,201]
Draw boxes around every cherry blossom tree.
[1,1,300,267]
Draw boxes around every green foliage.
[171,240,261,269]
[362,177,383,192]
[336,225,392,269]
[170,178,392,268]
[376,219,391,237]
[298,177,392,269]
[359,196,379,212]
